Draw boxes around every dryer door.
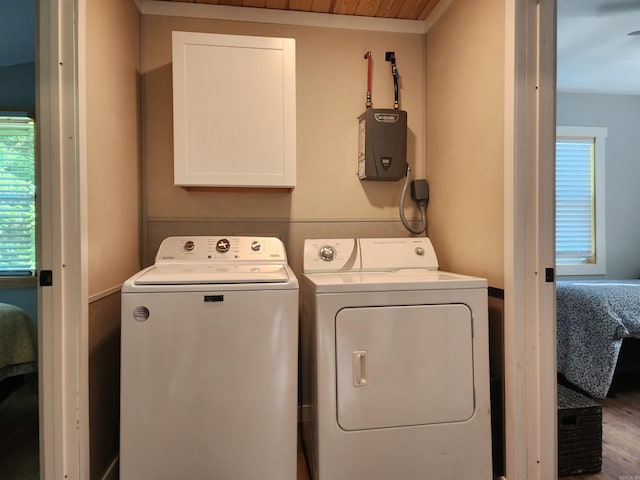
[335,304,474,431]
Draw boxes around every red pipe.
[364,51,372,108]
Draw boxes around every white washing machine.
[120,236,298,480]
[300,237,493,479]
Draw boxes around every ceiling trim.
[138,0,430,34]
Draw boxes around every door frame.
[33,0,557,479]
[37,0,89,478]
[504,0,557,478]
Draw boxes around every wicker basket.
[557,384,602,477]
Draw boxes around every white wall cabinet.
[172,32,296,188]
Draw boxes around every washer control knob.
[415,247,425,256]
[251,241,261,252]
[216,238,231,253]
[184,240,195,252]
[319,246,336,262]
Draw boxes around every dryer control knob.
[415,247,425,256]
[319,246,336,262]
[251,241,261,251]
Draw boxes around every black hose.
[399,166,426,235]
[386,51,399,109]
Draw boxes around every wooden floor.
[1,381,638,480]
[0,382,311,480]
[298,381,640,480]
[561,377,640,480]
[297,428,311,480]
[0,384,39,480]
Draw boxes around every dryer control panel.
[303,237,438,273]
[155,236,288,263]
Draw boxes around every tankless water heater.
[357,108,407,180]
[357,51,408,181]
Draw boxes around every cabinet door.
[335,304,475,431]
[172,32,296,187]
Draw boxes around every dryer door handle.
[353,351,368,387]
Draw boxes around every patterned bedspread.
[556,280,640,398]
[0,302,37,382]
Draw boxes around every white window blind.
[555,126,606,276]
[555,137,594,263]
[0,115,36,275]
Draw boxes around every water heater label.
[374,113,399,123]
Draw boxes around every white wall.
[557,92,640,279]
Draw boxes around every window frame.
[0,112,37,280]
[555,125,607,276]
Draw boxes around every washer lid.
[133,263,290,285]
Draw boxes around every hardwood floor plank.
[0,387,39,480]
[7,381,635,480]
[297,427,311,480]
[561,379,640,480]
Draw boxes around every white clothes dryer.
[300,237,493,480]
[120,236,298,480]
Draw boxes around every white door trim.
[504,0,557,478]
[37,0,89,478]
[534,1,558,478]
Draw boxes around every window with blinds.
[555,126,607,276]
[0,115,36,276]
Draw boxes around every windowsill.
[0,276,37,289]
[556,263,606,277]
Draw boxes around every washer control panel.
[303,238,439,273]
[155,236,287,263]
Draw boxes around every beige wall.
[141,15,428,268]
[82,4,508,474]
[426,4,506,470]
[425,0,505,288]
[81,2,510,476]
[88,292,121,480]
[86,0,141,478]
[87,0,142,297]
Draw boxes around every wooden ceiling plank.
[355,0,382,17]
[417,0,439,20]
[332,0,360,15]
[242,0,267,7]
[266,0,291,8]
[288,0,313,11]
[397,0,427,19]
[217,0,244,6]
[166,0,440,19]
[375,0,403,18]
[310,0,334,13]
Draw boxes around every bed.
[0,302,37,397]
[556,279,640,398]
